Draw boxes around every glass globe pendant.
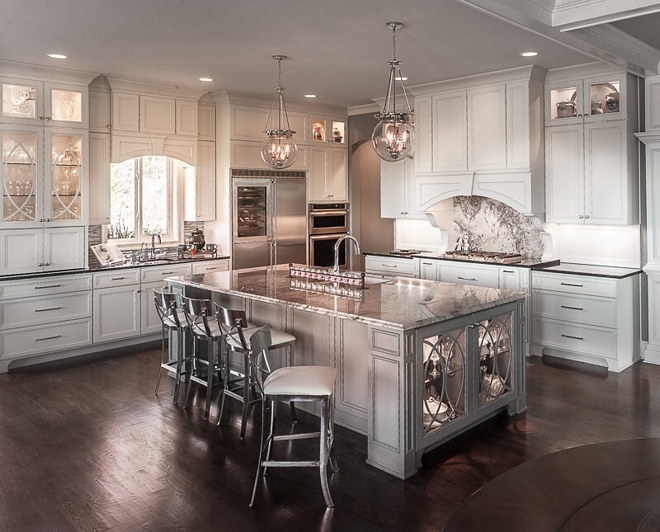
[261,55,298,169]
[372,22,415,163]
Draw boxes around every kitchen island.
[169,265,526,479]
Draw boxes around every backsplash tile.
[453,196,546,260]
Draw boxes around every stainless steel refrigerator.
[232,176,307,269]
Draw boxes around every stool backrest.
[182,296,214,337]
[153,288,183,328]
[248,326,273,393]
[215,305,249,351]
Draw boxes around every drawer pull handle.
[561,305,584,311]
[458,277,477,281]
[35,334,61,342]
[560,282,583,287]
[502,269,514,273]
[163,271,174,275]
[111,277,126,280]
[35,284,61,290]
[34,306,62,313]
[561,334,584,340]
[381,264,398,268]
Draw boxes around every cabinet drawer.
[532,272,616,298]
[365,256,417,278]
[93,269,141,289]
[533,317,616,358]
[533,291,616,328]
[0,273,92,300]
[0,319,92,360]
[0,292,92,330]
[192,260,229,275]
[440,264,499,288]
[140,263,192,283]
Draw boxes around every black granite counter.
[533,262,643,279]
[363,251,559,269]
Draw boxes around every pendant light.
[261,55,298,169]
[372,22,415,162]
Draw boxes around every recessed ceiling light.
[520,51,538,57]
[304,94,317,98]
[47,53,68,59]
[395,76,408,81]
[199,77,214,82]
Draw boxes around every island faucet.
[333,234,361,273]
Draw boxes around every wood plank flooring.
[2,349,660,531]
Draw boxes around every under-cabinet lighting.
[520,51,538,57]
[304,94,317,98]
[199,77,214,82]
[47,53,68,59]
[395,76,408,81]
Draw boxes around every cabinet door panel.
[176,100,198,137]
[545,125,583,223]
[0,229,41,274]
[468,85,506,170]
[43,226,86,271]
[380,160,406,218]
[328,149,347,200]
[432,91,467,172]
[585,122,627,224]
[93,286,141,343]
[140,96,175,135]
[111,92,139,132]
[308,147,328,200]
[414,95,433,174]
[88,133,111,224]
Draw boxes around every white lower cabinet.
[0,226,86,275]
[93,263,193,343]
[191,258,229,275]
[0,273,93,372]
[531,271,640,372]
[365,255,418,278]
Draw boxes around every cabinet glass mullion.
[2,129,38,223]
[49,132,83,222]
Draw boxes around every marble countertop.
[533,263,643,279]
[169,264,525,331]
[363,251,559,269]
[0,255,230,282]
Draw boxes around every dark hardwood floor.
[2,349,660,532]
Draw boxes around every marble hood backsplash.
[453,196,547,261]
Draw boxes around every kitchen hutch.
[0,61,97,274]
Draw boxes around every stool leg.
[249,396,267,507]
[319,396,335,508]
[216,338,229,427]
[184,335,196,409]
[173,328,184,406]
[263,398,276,476]
[239,350,250,440]
[204,338,214,419]
[154,325,166,395]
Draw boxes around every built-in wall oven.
[308,203,349,268]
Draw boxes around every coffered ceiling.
[0,0,658,109]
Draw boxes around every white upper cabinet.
[112,91,140,132]
[309,146,347,202]
[311,116,345,146]
[409,66,545,215]
[89,89,111,134]
[176,100,198,137]
[0,77,90,129]
[546,72,628,125]
[197,104,215,141]
[140,96,175,135]
[544,65,639,225]
[230,105,309,143]
[380,157,426,219]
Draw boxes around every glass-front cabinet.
[418,302,520,448]
[1,125,85,226]
[546,74,626,124]
[312,117,346,145]
[1,78,86,128]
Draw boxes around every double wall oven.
[308,203,349,268]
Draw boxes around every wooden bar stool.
[153,287,189,405]
[215,305,296,440]
[248,326,339,508]
[181,296,225,419]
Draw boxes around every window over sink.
[108,156,181,244]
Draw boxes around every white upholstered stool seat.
[263,366,336,396]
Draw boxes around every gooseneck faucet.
[333,234,361,273]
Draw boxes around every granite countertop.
[533,262,643,279]
[363,251,559,269]
[169,264,525,331]
[0,254,230,282]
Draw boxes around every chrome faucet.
[151,234,161,259]
[333,234,361,273]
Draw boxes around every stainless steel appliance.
[232,173,307,270]
[308,203,350,268]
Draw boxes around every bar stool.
[181,296,225,420]
[153,287,189,405]
[248,326,339,508]
[215,305,296,440]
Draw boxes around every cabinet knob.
[584,215,590,219]
[579,215,584,219]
